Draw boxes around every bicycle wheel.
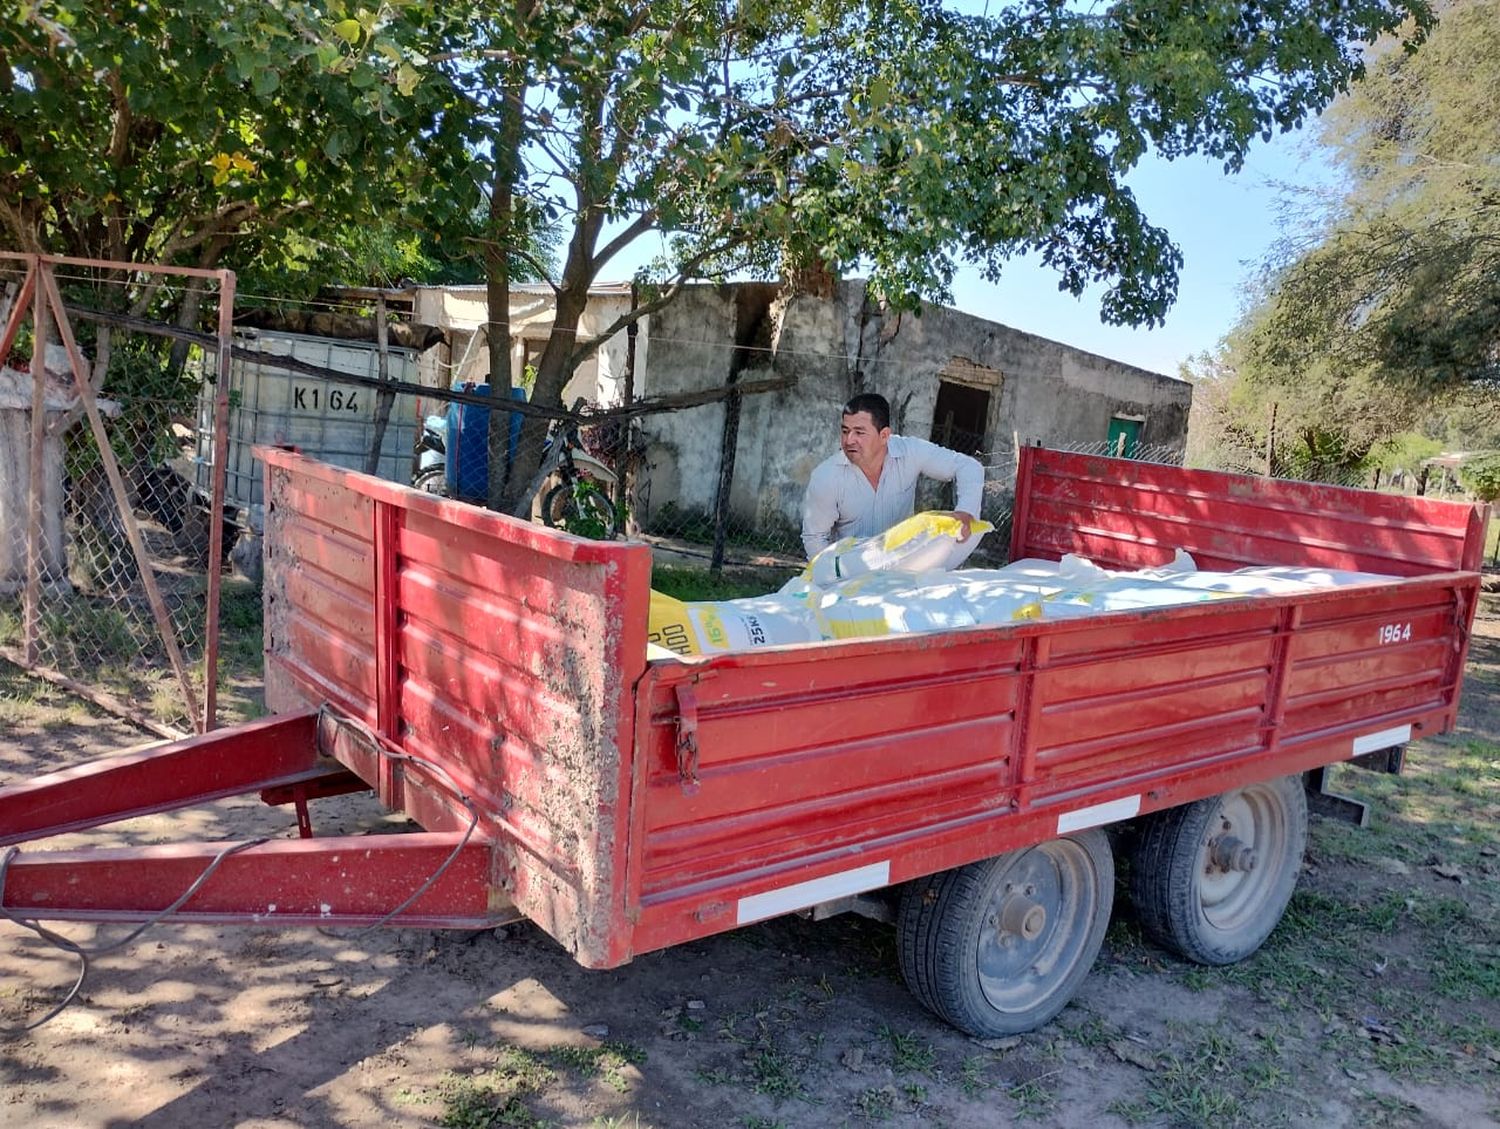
[541,482,620,539]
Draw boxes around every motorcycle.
[411,414,449,495]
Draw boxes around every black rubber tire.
[896,830,1114,1037]
[541,482,619,539]
[413,466,448,495]
[1130,775,1308,965]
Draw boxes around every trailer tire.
[1130,775,1307,966]
[896,830,1114,1037]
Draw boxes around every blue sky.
[947,128,1339,379]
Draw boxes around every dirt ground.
[2,599,1498,1129]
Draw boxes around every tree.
[347,0,1433,511]
[1458,453,1500,503]
[0,1,471,315]
[1237,0,1500,394]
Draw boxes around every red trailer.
[0,447,1487,1036]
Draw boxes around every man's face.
[841,411,891,471]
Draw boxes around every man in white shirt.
[801,393,985,558]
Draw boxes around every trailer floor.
[1,598,1497,1129]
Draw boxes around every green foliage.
[1240,0,1500,394]
[376,0,1435,321]
[552,479,620,540]
[1457,452,1500,502]
[0,1,470,297]
[1194,1,1500,476]
[1367,432,1444,475]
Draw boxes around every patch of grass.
[959,1054,993,1097]
[1430,937,1500,1001]
[1354,1089,1424,1128]
[0,662,98,729]
[39,600,148,667]
[548,1042,645,1093]
[437,1045,556,1129]
[146,671,185,723]
[1059,1013,1116,1050]
[879,1025,937,1074]
[747,1044,805,1100]
[649,564,793,602]
[1007,1077,1057,1121]
[1111,1062,1240,1126]
[217,585,264,668]
[1110,1030,1281,1127]
[854,1086,895,1121]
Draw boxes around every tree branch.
[591,210,657,274]
[463,234,559,293]
[568,234,749,367]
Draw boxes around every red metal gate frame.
[0,252,236,735]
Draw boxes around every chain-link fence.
[0,254,235,737]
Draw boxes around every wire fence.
[0,254,236,736]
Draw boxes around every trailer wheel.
[1130,775,1307,965]
[896,830,1114,1037]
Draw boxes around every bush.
[1457,452,1500,503]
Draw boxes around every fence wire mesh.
[0,256,236,736]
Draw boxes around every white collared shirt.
[801,434,985,557]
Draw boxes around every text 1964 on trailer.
[0,447,1487,1036]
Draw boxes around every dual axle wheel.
[896,776,1308,1037]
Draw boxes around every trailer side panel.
[259,448,651,966]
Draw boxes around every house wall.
[410,286,636,407]
[632,281,1191,541]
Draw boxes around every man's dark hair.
[842,392,891,431]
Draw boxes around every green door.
[1107,417,1142,458]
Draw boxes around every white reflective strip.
[1056,794,1141,834]
[1352,725,1411,757]
[736,861,891,926]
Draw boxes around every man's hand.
[951,510,976,542]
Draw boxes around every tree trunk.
[483,72,528,511]
[504,289,588,515]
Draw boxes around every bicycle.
[537,418,621,540]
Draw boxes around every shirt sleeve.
[801,462,839,558]
[908,437,986,517]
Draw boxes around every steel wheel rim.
[1196,786,1289,933]
[976,840,1099,1015]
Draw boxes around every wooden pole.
[617,283,638,515]
[1265,402,1278,477]
[0,260,37,369]
[365,293,393,476]
[23,260,48,665]
[202,270,235,733]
